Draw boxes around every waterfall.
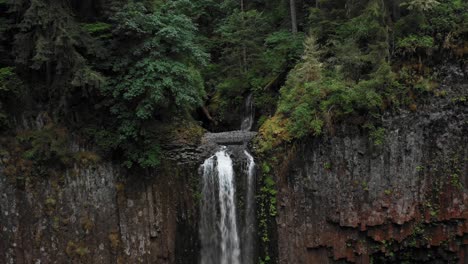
[200,93,256,264]
[200,155,218,264]
[200,148,241,264]
[243,150,256,264]
[242,95,256,264]
[240,93,254,131]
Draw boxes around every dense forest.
[0,0,466,167]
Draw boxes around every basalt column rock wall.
[0,160,200,264]
[275,66,468,263]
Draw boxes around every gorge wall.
[0,158,200,264]
[0,64,467,264]
[275,65,468,263]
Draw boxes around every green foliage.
[261,175,278,217]
[396,35,434,55]
[108,1,207,117]
[202,0,305,124]
[258,161,277,264]
[251,31,304,112]
[259,41,396,151]
[401,0,440,12]
[0,67,16,92]
[1,124,103,178]
[259,255,271,264]
[262,162,271,174]
[121,141,162,169]
[0,67,23,129]
[365,124,386,146]
[258,0,466,151]
[16,125,73,167]
[81,22,112,37]
[370,127,386,146]
[450,173,462,189]
[395,0,468,58]
[14,0,104,98]
[263,31,304,75]
[0,0,466,172]
[216,9,267,73]
[258,35,325,148]
[204,8,269,122]
[362,181,369,191]
[101,1,207,168]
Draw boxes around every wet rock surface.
[161,131,257,166]
[200,131,257,160]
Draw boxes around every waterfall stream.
[200,94,257,264]
[200,149,241,264]
[242,150,256,264]
[240,93,254,131]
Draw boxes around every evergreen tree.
[102,1,208,167]
[13,0,104,111]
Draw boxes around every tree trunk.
[240,0,247,72]
[392,0,401,20]
[201,106,215,123]
[290,0,298,34]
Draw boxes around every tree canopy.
[0,0,466,166]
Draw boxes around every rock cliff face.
[0,160,200,264]
[275,65,468,263]
[0,129,255,264]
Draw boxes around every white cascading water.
[242,150,256,264]
[200,94,256,264]
[242,95,256,264]
[200,148,240,264]
[200,155,218,264]
[240,93,254,131]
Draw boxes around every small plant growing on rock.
[362,181,369,191]
[450,173,463,189]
